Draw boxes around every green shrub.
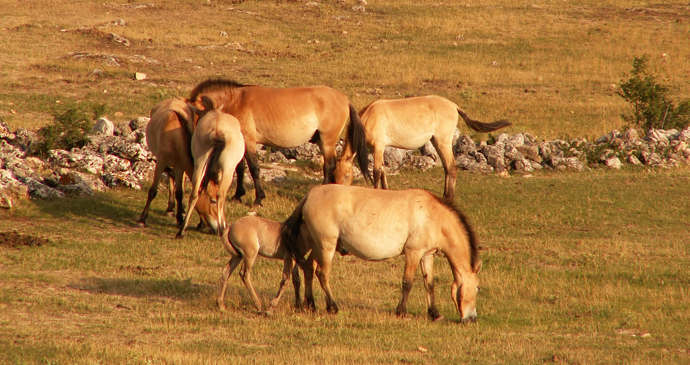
[618,55,690,131]
[32,104,99,156]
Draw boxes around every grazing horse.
[334,95,511,200]
[218,216,313,314]
[137,97,220,231]
[281,184,482,323]
[176,97,245,238]
[188,79,371,206]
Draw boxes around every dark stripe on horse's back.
[189,78,247,102]
[436,195,479,268]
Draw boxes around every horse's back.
[363,96,458,149]
[229,216,283,258]
[147,97,192,160]
[303,185,444,260]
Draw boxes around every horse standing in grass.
[188,79,371,206]
[281,184,482,323]
[176,97,245,238]
[218,216,313,314]
[334,95,511,200]
[137,97,220,232]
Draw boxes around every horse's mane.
[434,195,479,268]
[189,79,246,102]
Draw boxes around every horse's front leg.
[420,254,443,321]
[395,252,423,318]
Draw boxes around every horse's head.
[195,180,222,235]
[334,152,356,185]
[458,260,482,324]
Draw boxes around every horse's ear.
[216,104,225,112]
[348,151,357,163]
[473,260,482,274]
[200,95,215,111]
[188,102,201,116]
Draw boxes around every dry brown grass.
[1,0,688,138]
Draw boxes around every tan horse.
[189,79,371,206]
[218,216,312,314]
[137,97,220,232]
[176,97,245,238]
[281,184,482,323]
[334,95,511,199]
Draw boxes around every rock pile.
[2,115,690,209]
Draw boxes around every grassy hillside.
[1,1,690,364]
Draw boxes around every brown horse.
[281,184,482,323]
[137,97,220,232]
[218,216,313,314]
[189,79,371,206]
[334,95,511,200]
[176,98,245,238]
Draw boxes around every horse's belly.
[387,132,433,150]
[339,230,406,261]
[256,117,318,148]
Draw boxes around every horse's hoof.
[175,232,184,239]
[165,211,175,217]
[218,303,226,312]
[432,315,445,322]
[262,309,274,318]
[136,221,146,228]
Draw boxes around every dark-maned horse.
[334,95,510,200]
[189,79,371,206]
[137,97,220,232]
[280,184,482,323]
[176,98,245,238]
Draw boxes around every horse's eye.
[210,199,217,204]
[477,287,481,292]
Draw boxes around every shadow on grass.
[68,276,215,301]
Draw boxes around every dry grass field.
[1,0,690,364]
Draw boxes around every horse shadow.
[68,275,214,302]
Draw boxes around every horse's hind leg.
[303,254,317,311]
[420,254,443,321]
[245,152,266,206]
[313,246,339,314]
[395,251,424,318]
[137,161,166,227]
[291,263,302,310]
[372,146,385,189]
[173,168,186,227]
[218,255,242,311]
[431,137,456,200]
[267,254,296,313]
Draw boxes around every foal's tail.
[348,103,372,184]
[280,197,308,270]
[457,109,512,133]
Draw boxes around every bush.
[618,55,690,131]
[32,104,100,156]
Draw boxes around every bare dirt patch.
[0,231,50,248]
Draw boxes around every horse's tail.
[201,132,226,190]
[280,196,308,270]
[348,103,372,183]
[457,109,511,133]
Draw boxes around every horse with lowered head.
[189,79,371,206]
[137,97,221,233]
[176,97,245,238]
[280,184,482,324]
[334,95,511,200]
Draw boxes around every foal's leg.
[238,254,263,312]
[420,254,443,321]
[431,136,457,200]
[395,251,424,318]
[267,254,296,312]
[218,255,243,311]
